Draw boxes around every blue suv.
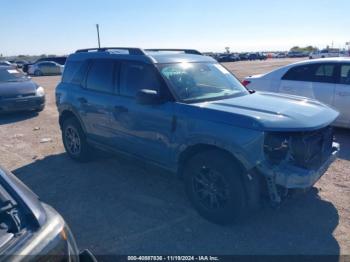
[56,48,339,224]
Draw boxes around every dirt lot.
[0,58,349,256]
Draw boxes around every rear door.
[38,62,50,75]
[280,64,314,97]
[309,63,337,106]
[279,63,336,106]
[49,62,61,74]
[77,59,117,144]
[333,63,350,127]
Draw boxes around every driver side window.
[119,62,162,97]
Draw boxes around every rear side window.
[62,61,86,84]
[312,64,336,83]
[282,63,336,83]
[282,65,314,81]
[119,62,162,97]
[340,64,350,85]
[86,60,115,93]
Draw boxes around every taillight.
[242,79,251,87]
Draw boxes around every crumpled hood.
[0,80,38,97]
[195,92,339,131]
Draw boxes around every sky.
[1,0,349,56]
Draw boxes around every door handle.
[114,105,128,113]
[78,97,88,104]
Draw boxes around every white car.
[28,61,64,76]
[243,58,350,128]
[309,49,339,59]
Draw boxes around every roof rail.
[145,49,202,55]
[75,47,146,55]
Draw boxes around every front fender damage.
[256,142,339,205]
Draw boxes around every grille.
[290,126,333,169]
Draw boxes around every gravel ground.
[0,58,349,256]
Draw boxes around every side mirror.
[136,89,161,105]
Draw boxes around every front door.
[110,61,174,165]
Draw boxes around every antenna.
[96,24,101,48]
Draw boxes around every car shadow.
[0,111,39,125]
[334,127,350,160]
[13,153,340,256]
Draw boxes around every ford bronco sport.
[56,47,339,224]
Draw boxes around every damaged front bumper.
[258,142,339,189]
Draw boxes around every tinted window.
[36,57,66,65]
[282,63,336,83]
[86,60,115,93]
[340,64,350,85]
[312,64,335,83]
[120,62,162,97]
[62,61,87,84]
[52,57,67,65]
[282,65,314,81]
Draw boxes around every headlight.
[36,86,45,97]
[264,133,289,164]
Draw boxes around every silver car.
[28,61,64,76]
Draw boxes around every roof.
[289,57,350,67]
[68,48,216,64]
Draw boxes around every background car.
[0,66,45,112]
[238,53,249,61]
[287,51,307,58]
[14,60,29,68]
[243,57,350,128]
[276,52,287,58]
[216,53,240,62]
[23,56,67,73]
[248,52,267,60]
[0,61,15,67]
[28,61,64,76]
[309,49,340,59]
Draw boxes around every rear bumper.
[258,142,339,189]
[0,96,45,112]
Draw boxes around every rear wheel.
[184,150,247,224]
[62,118,91,162]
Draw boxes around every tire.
[184,150,247,224]
[62,117,91,162]
[34,70,43,76]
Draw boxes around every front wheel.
[62,118,91,162]
[184,150,247,224]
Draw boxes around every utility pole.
[96,24,101,48]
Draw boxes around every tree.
[290,46,318,52]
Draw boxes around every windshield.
[158,62,248,102]
[0,68,28,82]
